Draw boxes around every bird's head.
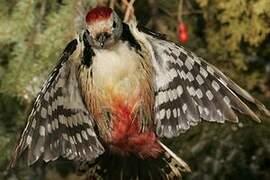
[85,7,123,49]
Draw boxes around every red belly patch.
[109,98,162,158]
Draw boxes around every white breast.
[92,41,142,97]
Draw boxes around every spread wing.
[141,31,270,138]
[9,39,104,167]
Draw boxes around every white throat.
[91,41,142,98]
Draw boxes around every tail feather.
[158,140,191,173]
[77,142,190,180]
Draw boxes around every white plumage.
[92,41,142,97]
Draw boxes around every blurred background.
[0,0,270,179]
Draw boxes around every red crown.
[85,7,113,23]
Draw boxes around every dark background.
[0,0,269,179]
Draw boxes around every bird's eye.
[112,20,117,28]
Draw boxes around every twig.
[122,0,135,23]
[178,0,183,22]
[109,0,116,9]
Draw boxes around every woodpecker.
[9,6,270,180]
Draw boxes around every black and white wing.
[10,39,104,167]
[140,30,270,138]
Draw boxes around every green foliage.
[0,0,269,179]
[196,0,270,89]
[1,0,78,99]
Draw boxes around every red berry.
[179,31,188,43]
[178,21,189,43]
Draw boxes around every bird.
[9,6,270,180]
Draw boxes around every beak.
[96,32,111,48]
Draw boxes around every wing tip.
[8,158,17,170]
[8,142,28,170]
[254,99,270,117]
[251,116,262,123]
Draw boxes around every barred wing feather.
[145,36,270,138]
[10,39,104,167]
